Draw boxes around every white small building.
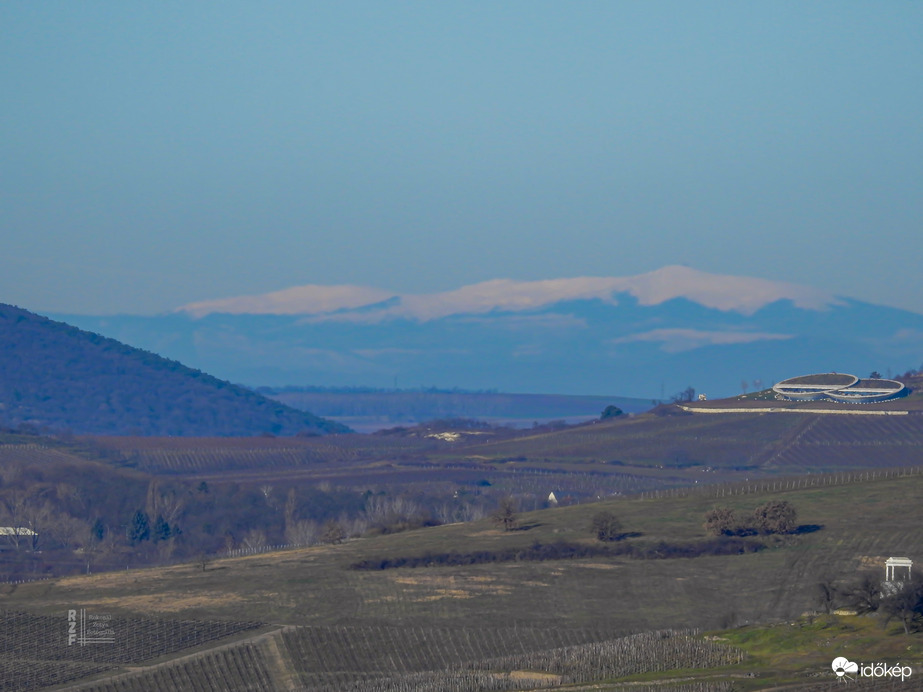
[0,527,37,537]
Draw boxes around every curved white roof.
[773,373,906,403]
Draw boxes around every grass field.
[8,471,922,627]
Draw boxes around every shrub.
[600,405,624,420]
[703,507,737,536]
[751,500,797,535]
[590,511,623,541]
[705,501,798,537]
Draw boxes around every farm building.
[0,527,38,550]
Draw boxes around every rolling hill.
[3,469,921,690]
[0,303,346,436]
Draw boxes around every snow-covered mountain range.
[53,267,923,398]
[179,266,838,319]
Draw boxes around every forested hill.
[0,303,347,436]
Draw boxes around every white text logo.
[832,657,912,682]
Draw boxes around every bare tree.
[0,490,29,551]
[459,502,487,523]
[0,462,22,487]
[284,488,297,527]
[590,511,622,541]
[491,497,518,532]
[814,574,840,614]
[52,515,91,552]
[285,519,318,547]
[881,575,923,634]
[156,536,177,561]
[146,481,184,526]
[241,529,268,552]
[21,497,54,551]
[434,502,456,525]
[845,572,881,614]
[320,519,347,545]
[364,494,422,530]
[671,386,696,403]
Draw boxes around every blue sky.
[2,1,921,315]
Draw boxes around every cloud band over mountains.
[179,266,839,321]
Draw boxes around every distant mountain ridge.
[0,303,347,436]
[177,266,839,319]
[51,267,923,399]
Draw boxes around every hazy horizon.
[2,2,921,316]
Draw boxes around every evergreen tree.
[128,510,150,544]
[153,514,171,542]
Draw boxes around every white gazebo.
[885,557,913,582]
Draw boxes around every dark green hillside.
[0,304,346,436]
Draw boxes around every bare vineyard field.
[72,432,690,498]
[0,612,263,692]
[64,627,743,692]
[73,642,276,692]
[0,444,90,467]
[280,625,624,676]
[282,627,742,692]
[442,411,923,477]
[3,471,923,690]
[447,413,806,466]
[50,407,923,495]
[80,433,437,472]
[83,436,365,474]
[761,414,923,472]
[0,660,113,692]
